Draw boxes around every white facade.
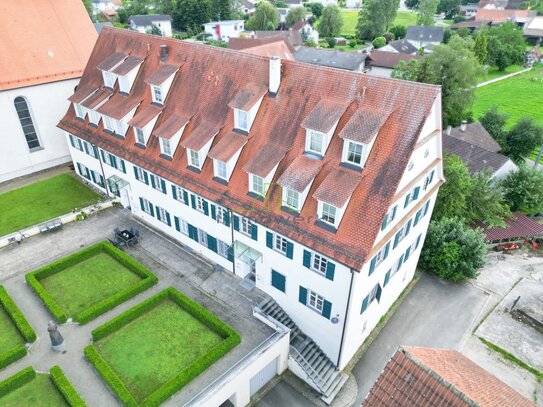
[345,0,362,8]
[130,19,172,37]
[0,79,77,182]
[312,0,338,5]
[203,20,245,42]
[298,22,319,43]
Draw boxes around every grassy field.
[94,299,223,402]
[341,10,418,36]
[0,173,100,237]
[477,65,525,84]
[0,305,24,355]
[39,253,142,318]
[0,374,69,407]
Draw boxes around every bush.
[0,366,36,398]
[50,366,87,407]
[0,346,27,371]
[420,218,487,281]
[327,37,337,48]
[25,241,158,324]
[0,286,36,342]
[348,39,357,48]
[501,165,543,215]
[372,36,386,49]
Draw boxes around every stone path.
[477,67,532,88]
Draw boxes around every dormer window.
[135,128,146,145]
[104,116,125,136]
[103,71,116,88]
[189,149,200,169]
[160,138,172,157]
[228,82,267,133]
[152,85,163,104]
[308,131,324,155]
[285,189,300,210]
[74,103,85,119]
[250,174,266,196]
[278,155,323,213]
[320,203,337,225]
[346,141,363,166]
[235,109,249,132]
[214,160,228,180]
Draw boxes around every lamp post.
[534,143,543,170]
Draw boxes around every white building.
[129,15,173,37]
[0,0,97,183]
[59,29,442,404]
[312,0,339,5]
[345,0,362,8]
[292,20,319,43]
[203,20,245,42]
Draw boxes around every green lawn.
[94,299,223,402]
[39,253,142,318]
[0,173,100,237]
[340,10,418,36]
[0,374,68,407]
[477,65,525,84]
[0,305,24,355]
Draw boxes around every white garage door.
[250,357,278,397]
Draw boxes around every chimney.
[460,120,467,132]
[160,45,169,61]
[269,56,281,95]
[445,125,452,136]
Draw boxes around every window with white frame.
[424,170,435,190]
[320,203,337,225]
[173,186,188,204]
[152,85,163,104]
[115,119,124,135]
[368,283,380,305]
[176,217,189,234]
[160,138,172,156]
[215,160,227,179]
[141,198,152,215]
[135,128,146,145]
[373,243,389,268]
[103,71,115,88]
[307,290,324,313]
[250,174,265,196]
[390,254,404,278]
[134,166,146,182]
[404,186,420,208]
[75,104,85,119]
[156,206,168,224]
[198,229,207,246]
[308,131,324,155]
[381,205,397,230]
[346,141,363,166]
[393,219,411,248]
[89,110,100,125]
[274,234,288,254]
[218,240,229,258]
[149,174,164,192]
[236,109,249,131]
[311,253,328,274]
[286,189,300,210]
[240,217,252,236]
[189,150,200,168]
[196,196,206,213]
[104,115,115,132]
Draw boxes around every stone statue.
[48,321,65,352]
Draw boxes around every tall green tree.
[356,0,400,40]
[417,0,439,26]
[503,117,543,163]
[479,106,507,148]
[309,2,323,18]
[433,154,474,221]
[465,171,510,227]
[389,24,407,39]
[501,166,543,215]
[82,0,93,19]
[286,6,306,27]
[473,33,488,65]
[437,0,461,19]
[172,0,211,31]
[122,0,151,15]
[318,4,343,37]
[486,22,526,70]
[245,2,279,30]
[211,0,233,21]
[156,0,176,15]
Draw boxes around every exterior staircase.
[257,298,348,404]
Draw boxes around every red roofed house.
[0,0,97,182]
[58,27,443,403]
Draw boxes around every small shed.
[473,212,543,244]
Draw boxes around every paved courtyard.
[0,207,276,406]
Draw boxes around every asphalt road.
[258,273,488,407]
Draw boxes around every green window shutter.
[174,216,180,232]
[392,205,397,220]
[414,209,422,226]
[171,185,178,200]
[415,234,422,249]
[404,247,411,262]
[183,190,189,205]
[207,235,218,253]
[414,186,420,200]
[404,194,410,208]
[143,171,149,185]
[227,246,234,262]
[369,257,377,275]
[161,179,166,194]
[271,270,286,292]
[251,224,258,241]
[405,219,412,236]
[303,250,311,268]
[376,285,382,302]
[90,171,97,184]
[133,166,140,181]
[233,215,240,231]
[325,262,335,281]
[188,224,198,241]
[211,205,217,220]
[83,142,89,155]
[361,295,369,314]
[190,194,196,209]
[381,217,388,231]
[99,175,105,187]
[393,232,401,249]
[384,241,390,259]
[203,200,209,216]
[69,135,76,147]
[139,197,145,211]
[109,154,117,169]
[150,174,156,189]
[100,149,106,163]
[286,241,294,259]
[266,231,273,249]
[165,211,171,226]
[149,203,155,217]
[224,210,231,226]
[120,159,126,173]
[384,270,391,287]
[93,145,99,158]
[322,300,332,319]
[298,286,307,305]
[76,162,83,176]
[424,200,430,216]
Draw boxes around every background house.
[293,47,367,71]
[366,51,423,77]
[380,39,419,55]
[406,26,444,53]
[0,0,97,183]
[228,36,295,59]
[129,15,172,37]
[291,20,319,43]
[345,0,362,7]
[203,20,245,42]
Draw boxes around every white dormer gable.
[153,114,190,159]
[98,53,127,88]
[146,64,179,105]
[208,132,248,183]
[103,104,139,138]
[316,199,350,229]
[180,122,220,171]
[341,137,376,169]
[113,57,144,94]
[228,83,267,133]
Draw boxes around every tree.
[156,0,176,15]
[318,4,343,37]
[286,6,305,27]
[473,33,488,65]
[148,24,163,36]
[443,28,454,43]
[372,36,387,48]
[437,0,461,19]
[121,0,151,15]
[479,106,508,147]
[389,25,406,39]
[503,117,543,163]
[245,2,279,30]
[82,0,93,19]
[433,154,474,221]
[417,0,439,26]
[419,218,486,281]
[309,2,323,18]
[327,37,337,48]
[405,0,420,8]
[465,171,510,227]
[172,0,211,31]
[211,0,233,21]
[356,0,400,40]
[501,165,543,215]
[486,22,526,71]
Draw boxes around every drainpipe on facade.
[94,142,111,199]
[229,208,236,275]
[337,269,355,368]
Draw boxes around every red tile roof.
[68,85,98,104]
[313,168,362,208]
[80,87,113,109]
[364,347,537,407]
[277,155,323,193]
[179,120,222,151]
[97,52,126,71]
[301,99,350,133]
[0,0,97,91]
[472,212,543,242]
[152,113,191,140]
[208,131,248,162]
[369,51,423,69]
[228,82,269,111]
[228,36,295,60]
[96,93,140,120]
[339,106,391,144]
[475,8,536,23]
[145,64,180,86]
[128,104,162,128]
[112,55,144,76]
[58,28,440,270]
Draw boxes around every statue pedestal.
[52,340,66,352]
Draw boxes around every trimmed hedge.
[0,346,27,371]
[0,286,37,342]
[88,287,241,406]
[0,366,36,398]
[50,365,87,406]
[25,241,158,324]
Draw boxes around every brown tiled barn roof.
[58,28,440,270]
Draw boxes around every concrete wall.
[0,79,78,182]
